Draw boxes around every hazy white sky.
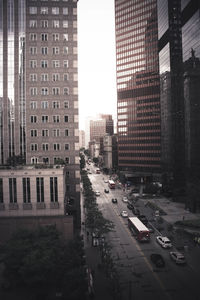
[77,0,117,131]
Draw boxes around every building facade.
[115,0,161,179]
[90,114,114,143]
[0,0,80,229]
[79,129,85,149]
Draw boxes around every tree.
[1,226,87,300]
[6,155,25,166]
[80,153,85,170]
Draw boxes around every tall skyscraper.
[158,0,200,189]
[0,0,80,228]
[114,0,161,179]
[90,114,114,143]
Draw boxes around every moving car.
[112,198,118,204]
[95,191,100,196]
[104,189,109,193]
[121,210,128,218]
[170,251,186,264]
[127,202,134,210]
[132,207,140,216]
[147,224,155,233]
[150,253,165,268]
[138,215,148,225]
[104,180,108,183]
[156,236,172,248]
[122,196,128,202]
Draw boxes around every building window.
[52,7,59,15]
[53,143,60,151]
[42,115,49,123]
[41,73,48,81]
[63,60,68,68]
[52,101,60,108]
[9,178,17,203]
[42,143,49,151]
[43,157,49,164]
[29,33,37,41]
[50,177,58,202]
[30,87,37,96]
[22,178,31,203]
[64,115,69,122]
[63,87,69,95]
[64,101,69,108]
[41,87,49,95]
[42,129,49,137]
[31,143,38,151]
[63,33,68,41]
[53,33,59,41]
[41,7,48,14]
[41,60,48,68]
[53,20,59,28]
[53,115,60,123]
[65,157,70,164]
[36,177,44,203]
[52,73,60,81]
[63,46,68,54]
[41,101,48,109]
[53,129,60,137]
[63,7,68,15]
[30,101,37,109]
[52,60,60,68]
[65,143,69,150]
[52,47,59,55]
[30,60,37,68]
[41,20,48,28]
[0,178,3,203]
[63,73,69,81]
[52,87,60,95]
[29,7,37,14]
[64,129,69,136]
[41,47,48,55]
[29,20,37,28]
[31,129,37,137]
[30,47,37,55]
[41,33,48,41]
[30,74,37,81]
[63,20,68,28]
[31,115,37,123]
[31,157,38,164]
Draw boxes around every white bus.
[128,217,150,242]
[108,180,115,189]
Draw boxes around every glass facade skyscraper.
[115,0,161,178]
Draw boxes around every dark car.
[104,189,109,193]
[127,202,134,210]
[112,198,118,204]
[147,224,155,233]
[132,207,140,216]
[150,253,165,268]
[138,215,148,225]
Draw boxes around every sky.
[77,0,117,131]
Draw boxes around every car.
[156,236,172,248]
[104,180,108,183]
[121,210,128,218]
[147,224,155,233]
[122,196,128,202]
[104,189,109,193]
[150,253,165,268]
[95,191,100,196]
[127,202,134,210]
[138,215,148,225]
[88,171,92,174]
[170,251,186,264]
[112,198,118,204]
[132,207,140,216]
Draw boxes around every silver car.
[156,236,172,248]
[170,251,186,264]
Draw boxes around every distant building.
[103,135,112,169]
[90,114,114,143]
[79,130,85,149]
[89,141,100,159]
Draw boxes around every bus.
[108,180,115,189]
[95,168,100,174]
[128,217,150,242]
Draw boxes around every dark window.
[36,177,44,202]
[50,177,58,202]
[0,178,3,203]
[9,178,17,203]
[22,178,31,203]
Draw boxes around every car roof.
[159,236,170,241]
[171,252,184,257]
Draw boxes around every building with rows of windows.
[0,0,80,238]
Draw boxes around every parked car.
[138,215,148,225]
[112,198,118,204]
[104,189,109,193]
[150,253,165,268]
[170,251,186,264]
[121,210,128,218]
[95,191,100,196]
[122,196,128,202]
[104,180,108,183]
[132,207,140,216]
[156,236,172,249]
[127,202,134,210]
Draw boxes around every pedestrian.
[182,215,185,221]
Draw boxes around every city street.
[86,164,200,300]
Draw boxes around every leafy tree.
[6,155,25,166]
[80,153,86,170]
[1,226,87,300]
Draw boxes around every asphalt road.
[87,164,200,300]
